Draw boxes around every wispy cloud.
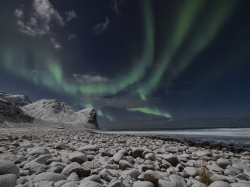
[50,37,61,49]
[14,0,77,48]
[68,33,77,41]
[65,10,77,22]
[93,17,109,34]
[33,0,65,28]
[15,0,64,36]
[112,0,123,15]
[73,74,109,83]
[80,94,160,109]
[14,8,23,18]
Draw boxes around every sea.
[102,128,250,151]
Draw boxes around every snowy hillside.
[0,91,32,107]
[21,99,99,129]
[0,99,34,123]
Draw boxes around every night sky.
[0,0,250,125]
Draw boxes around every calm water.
[103,128,250,151]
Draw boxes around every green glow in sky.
[127,107,171,118]
[0,0,238,120]
[97,109,115,122]
[171,0,237,79]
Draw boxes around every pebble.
[0,130,248,187]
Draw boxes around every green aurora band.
[127,107,171,119]
[0,0,238,119]
[138,0,237,98]
[1,0,154,96]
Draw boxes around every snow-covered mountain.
[0,99,34,123]
[21,99,99,129]
[0,91,32,107]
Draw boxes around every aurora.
[0,0,249,125]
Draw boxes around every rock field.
[0,129,249,187]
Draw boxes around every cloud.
[73,74,109,83]
[14,8,23,18]
[112,0,123,15]
[94,17,109,34]
[17,20,47,36]
[30,70,39,74]
[14,0,77,48]
[29,17,38,26]
[15,0,65,37]
[50,37,61,49]
[33,0,65,29]
[65,10,77,22]
[68,33,77,41]
[80,94,160,108]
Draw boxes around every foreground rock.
[0,160,20,178]
[0,129,249,187]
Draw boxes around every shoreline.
[0,128,249,186]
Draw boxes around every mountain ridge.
[0,91,32,107]
[21,99,99,129]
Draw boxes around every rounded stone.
[195,150,212,157]
[217,159,231,169]
[0,159,20,178]
[162,154,179,166]
[79,181,102,187]
[208,181,232,187]
[28,147,50,155]
[69,151,87,164]
[112,153,124,164]
[184,167,198,177]
[132,147,146,158]
[0,174,17,187]
[144,170,163,186]
[133,181,155,187]
[33,172,67,182]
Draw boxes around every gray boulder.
[55,142,67,150]
[112,153,124,164]
[0,174,17,187]
[217,159,231,169]
[79,181,102,187]
[0,159,20,178]
[169,175,187,187]
[208,181,232,187]
[158,179,176,187]
[29,163,46,174]
[61,162,90,178]
[184,167,198,177]
[133,181,155,187]
[232,163,250,171]
[195,150,212,157]
[69,151,87,164]
[61,181,79,187]
[32,154,52,164]
[33,172,66,182]
[81,175,101,183]
[144,170,163,186]
[119,160,133,170]
[80,144,99,151]
[122,168,141,179]
[28,147,50,155]
[61,162,81,177]
[230,183,249,187]
[132,147,146,158]
[162,154,179,166]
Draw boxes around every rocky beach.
[0,129,249,187]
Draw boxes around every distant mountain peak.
[0,99,34,123]
[21,99,99,129]
[0,91,32,107]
